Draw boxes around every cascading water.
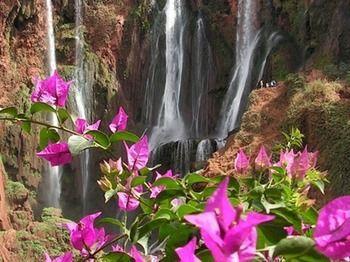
[216,0,260,138]
[196,139,213,162]
[191,13,213,138]
[144,2,216,173]
[148,0,187,150]
[44,0,61,207]
[74,0,91,213]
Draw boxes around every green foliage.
[285,73,306,95]
[274,127,304,152]
[323,62,350,81]
[5,180,28,202]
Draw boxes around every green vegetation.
[283,78,350,196]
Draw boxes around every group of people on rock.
[258,79,277,88]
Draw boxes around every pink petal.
[205,177,237,232]
[130,246,145,262]
[314,196,350,260]
[117,192,140,211]
[36,142,72,166]
[234,149,249,173]
[45,252,73,262]
[255,145,271,169]
[75,118,88,134]
[175,237,201,262]
[124,136,149,172]
[109,106,128,133]
[31,71,71,107]
[185,212,224,247]
[80,212,102,227]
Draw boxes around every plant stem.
[83,234,127,261]
[0,116,80,136]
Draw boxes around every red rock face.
[0,162,11,230]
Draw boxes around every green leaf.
[312,180,325,194]
[0,107,17,117]
[271,208,302,232]
[153,177,181,189]
[85,130,111,149]
[68,135,93,155]
[30,102,55,114]
[139,165,161,176]
[261,195,286,213]
[110,131,139,143]
[129,216,140,242]
[176,204,200,218]
[100,252,132,262]
[105,189,118,203]
[138,218,168,240]
[97,218,125,231]
[196,250,214,262]
[271,166,287,176]
[273,236,328,261]
[140,198,154,214]
[301,207,318,225]
[57,108,71,124]
[155,208,176,220]
[21,121,31,134]
[155,189,185,202]
[184,173,209,185]
[39,128,59,149]
[131,176,147,187]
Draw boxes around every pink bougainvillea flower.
[130,246,145,262]
[255,145,271,170]
[277,149,296,177]
[124,136,149,172]
[65,212,110,257]
[109,106,128,133]
[111,245,146,262]
[150,170,175,198]
[37,142,72,166]
[75,118,101,134]
[31,70,72,107]
[117,191,141,211]
[185,178,274,262]
[290,147,310,180]
[234,149,250,174]
[45,252,73,262]
[100,158,123,175]
[284,223,311,236]
[175,237,201,262]
[314,196,350,260]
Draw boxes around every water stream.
[216,0,260,138]
[44,0,61,207]
[74,0,91,214]
[148,0,187,150]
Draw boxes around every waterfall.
[216,0,260,138]
[74,0,91,213]
[148,0,187,150]
[44,0,61,207]
[196,139,213,162]
[191,13,213,138]
[143,1,217,173]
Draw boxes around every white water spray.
[149,0,187,150]
[45,0,61,207]
[217,0,260,138]
[74,0,91,213]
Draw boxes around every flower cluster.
[234,145,318,179]
[182,178,274,261]
[3,71,350,261]
[33,71,129,167]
